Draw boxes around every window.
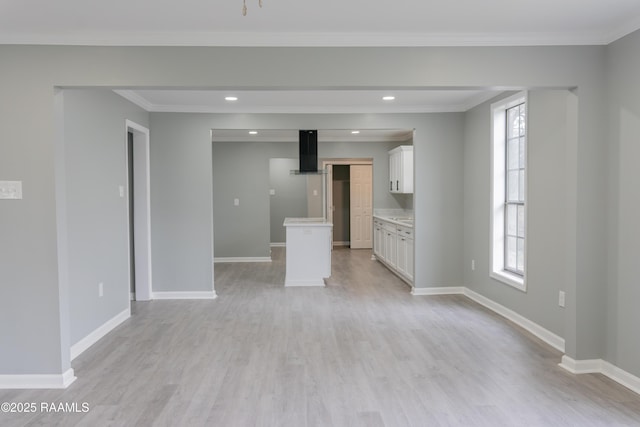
[490,92,527,291]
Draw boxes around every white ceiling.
[1,0,640,46]
[115,89,502,114]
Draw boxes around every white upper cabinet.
[388,145,413,194]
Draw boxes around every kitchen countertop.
[283,217,333,227]
[373,214,414,228]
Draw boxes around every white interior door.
[350,164,373,249]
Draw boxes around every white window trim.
[490,91,528,292]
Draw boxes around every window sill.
[490,270,526,292]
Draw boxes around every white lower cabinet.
[396,231,414,282]
[381,222,397,269]
[374,220,385,262]
[373,217,414,285]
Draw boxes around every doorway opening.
[126,120,153,302]
[323,159,373,250]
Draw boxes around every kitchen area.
[212,128,414,289]
[372,144,414,285]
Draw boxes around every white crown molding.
[70,308,130,361]
[603,15,640,44]
[0,30,626,47]
[113,90,154,111]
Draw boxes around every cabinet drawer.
[396,225,414,239]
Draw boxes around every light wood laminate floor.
[2,247,640,426]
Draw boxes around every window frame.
[490,92,528,292]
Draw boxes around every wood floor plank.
[1,247,640,426]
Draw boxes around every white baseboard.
[270,242,285,247]
[284,279,326,287]
[410,286,565,353]
[463,288,565,353]
[559,356,640,396]
[0,368,76,389]
[558,355,602,374]
[71,308,131,361]
[333,241,350,247]
[130,292,135,301]
[410,286,465,296]
[152,291,218,300]
[214,257,272,263]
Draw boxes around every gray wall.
[606,29,640,377]
[463,90,576,338]
[62,89,149,344]
[269,158,308,245]
[148,114,215,291]
[0,44,613,376]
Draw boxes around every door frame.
[125,120,153,303]
[321,158,373,248]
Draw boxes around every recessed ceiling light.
[351,130,360,134]
[382,96,395,101]
[249,131,258,135]
[225,96,238,101]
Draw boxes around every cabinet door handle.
[390,181,393,191]
[396,180,399,191]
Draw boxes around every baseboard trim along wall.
[463,287,566,353]
[412,285,640,397]
[411,286,565,352]
[152,291,218,300]
[71,307,131,361]
[0,368,76,389]
[213,257,272,263]
[270,242,285,247]
[560,355,640,396]
[411,286,465,296]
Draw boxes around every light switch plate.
[234,198,240,206]
[0,181,23,199]
[269,189,276,195]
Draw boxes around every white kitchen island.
[283,217,333,286]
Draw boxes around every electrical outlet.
[119,185,125,198]
[234,198,239,206]
[99,282,104,297]
[559,291,565,308]
[0,181,23,199]
[471,259,475,271]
